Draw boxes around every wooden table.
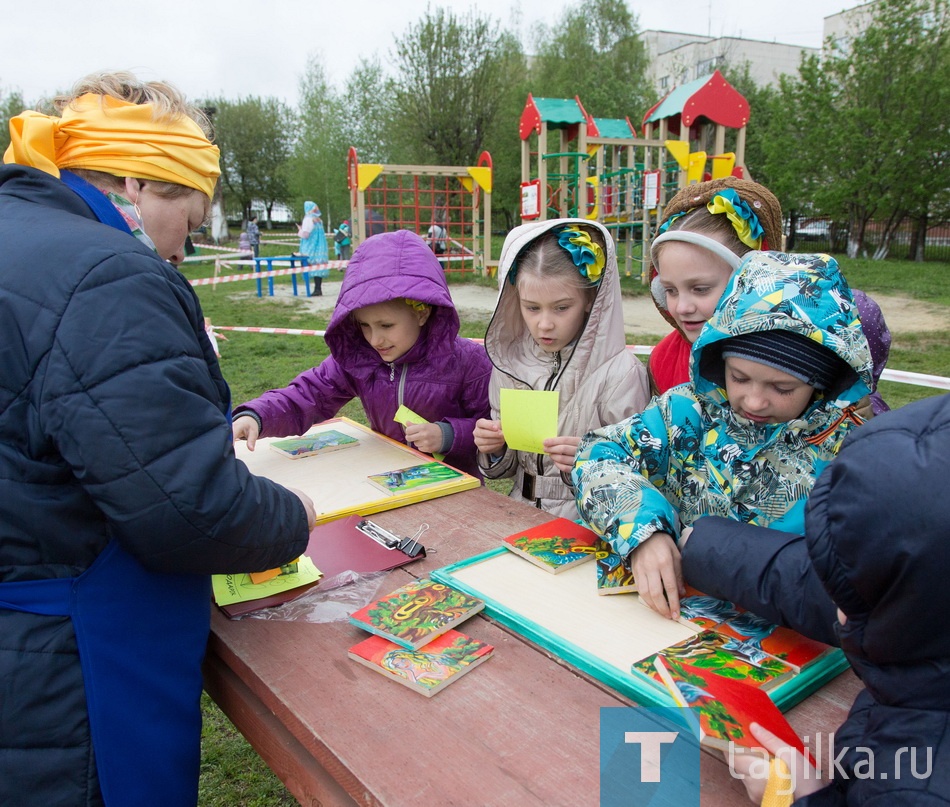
[204,485,862,806]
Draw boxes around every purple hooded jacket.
[234,230,491,478]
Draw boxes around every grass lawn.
[190,244,948,805]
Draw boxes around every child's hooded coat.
[573,251,873,561]
[235,230,491,477]
[480,218,650,518]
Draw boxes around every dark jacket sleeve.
[681,516,839,646]
[43,253,308,574]
[235,355,357,438]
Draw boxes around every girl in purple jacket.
[232,230,492,478]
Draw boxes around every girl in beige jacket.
[474,219,650,519]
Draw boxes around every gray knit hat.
[720,331,848,391]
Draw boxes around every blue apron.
[0,539,210,806]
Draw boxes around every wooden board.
[433,547,849,710]
[234,417,479,524]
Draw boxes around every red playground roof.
[642,69,749,134]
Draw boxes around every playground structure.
[347,147,493,274]
[519,70,750,280]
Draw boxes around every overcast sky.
[2,0,865,108]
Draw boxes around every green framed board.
[432,547,848,710]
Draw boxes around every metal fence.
[788,220,950,262]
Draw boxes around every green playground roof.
[531,97,586,125]
[591,117,635,139]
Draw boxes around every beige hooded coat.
[479,218,650,518]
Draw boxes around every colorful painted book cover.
[349,577,485,650]
[631,629,795,695]
[715,613,833,673]
[502,517,599,574]
[348,629,494,697]
[660,657,812,761]
[366,461,463,496]
[595,540,637,594]
[269,430,359,459]
[675,587,745,632]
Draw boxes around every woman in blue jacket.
[0,71,313,806]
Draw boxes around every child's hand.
[630,532,684,619]
[404,421,442,455]
[731,722,823,803]
[543,435,581,473]
[232,415,260,450]
[474,418,506,455]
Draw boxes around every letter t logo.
[624,732,679,782]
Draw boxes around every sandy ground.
[247,278,948,337]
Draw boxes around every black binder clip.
[357,519,427,559]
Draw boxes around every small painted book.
[715,614,833,674]
[348,629,494,697]
[674,587,745,632]
[349,577,485,650]
[658,657,813,762]
[502,517,599,574]
[595,540,637,594]
[269,430,359,459]
[631,629,795,695]
[366,461,463,496]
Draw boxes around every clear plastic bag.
[241,570,389,623]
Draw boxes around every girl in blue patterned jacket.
[572,249,874,619]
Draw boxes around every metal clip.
[356,519,401,549]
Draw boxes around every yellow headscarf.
[3,93,220,199]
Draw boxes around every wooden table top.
[205,485,861,807]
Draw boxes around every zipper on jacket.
[397,364,408,406]
[544,351,562,391]
[388,362,395,382]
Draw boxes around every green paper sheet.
[212,555,322,606]
[500,388,559,454]
[393,404,444,461]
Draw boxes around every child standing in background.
[246,213,260,258]
[297,200,329,297]
[573,251,873,618]
[474,219,650,519]
[232,230,492,478]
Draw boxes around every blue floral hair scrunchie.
[556,225,605,284]
[656,188,764,249]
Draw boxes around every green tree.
[209,96,296,225]
[0,85,27,156]
[291,55,348,229]
[389,7,521,166]
[765,0,950,259]
[529,0,650,120]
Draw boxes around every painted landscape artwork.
[269,430,359,459]
[366,461,464,496]
[348,629,494,697]
[595,540,638,594]
[349,578,485,650]
[502,516,599,574]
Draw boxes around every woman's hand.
[286,486,316,532]
[543,435,582,473]
[630,531,684,619]
[232,415,260,450]
[474,418,506,455]
[404,421,443,455]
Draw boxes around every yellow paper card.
[212,556,322,607]
[500,388,559,454]
[393,405,444,461]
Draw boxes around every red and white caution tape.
[213,326,327,337]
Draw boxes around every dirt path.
[252,281,948,337]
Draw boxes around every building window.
[696,56,721,77]
[659,75,670,90]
